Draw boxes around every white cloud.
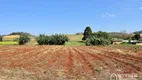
[140,7,142,9]
[102,13,115,17]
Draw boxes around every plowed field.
[0,45,142,80]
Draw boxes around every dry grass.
[0,68,37,80]
[66,35,82,41]
[2,35,20,41]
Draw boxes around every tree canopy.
[82,26,92,40]
[132,34,141,40]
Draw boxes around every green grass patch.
[0,41,18,45]
[65,41,85,46]
[67,35,82,41]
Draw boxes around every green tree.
[18,34,30,45]
[9,32,33,37]
[85,36,111,46]
[93,31,110,39]
[36,34,69,45]
[0,35,2,41]
[82,26,92,40]
[132,34,141,40]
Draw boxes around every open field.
[67,35,82,41]
[0,45,142,80]
[2,35,20,41]
[0,41,18,45]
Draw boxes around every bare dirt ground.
[0,45,142,80]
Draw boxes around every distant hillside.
[66,35,82,41]
[109,32,133,39]
[9,32,33,36]
[133,30,142,34]
[2,35,20,41]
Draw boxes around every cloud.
[140,7,142,9]
[102,13,115,17]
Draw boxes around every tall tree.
[82,26,92,40]
[0,35,2,41]
[133,34,141,40]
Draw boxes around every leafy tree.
[93,31,110,39]
[36,34,69,45]
[82,26,92,40]
[85,31,112,46]
[9,32,33,37]
[132,34,141,40]
[0,35,2,41]
[85,36,111,46]
[18,34,30,45]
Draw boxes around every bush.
[92,31,110,39]
[0,35,2,41]
[36,34,69,45]
[132,34,141,40]
[18,34,30,45]
[85,36,111,46]
[36,34,50,45]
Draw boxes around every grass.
[67,35,82,41]
[65,35,85,46]
[109,44,142,50]
[65,41,85,46]
[0,41,18,45]
[2,35,19,41]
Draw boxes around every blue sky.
[0,0,142,35]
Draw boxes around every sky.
[0,0,142,35]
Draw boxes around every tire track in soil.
[2,46,41,60]
[78,47,115,70]
[72,47,95,76]
[35,46,67,71]
[0,49,21,57]
[91,46,142,63]
[7,46,48,68]
[83,47,140,74]
[100,52,141,73]
[15,46,58,63]
[25,46,64,73]
[89,46,142,63]
[64,46,74,76]
[0,47,40,67]
[0,48,34,59]
[107,52,142,71]
[64,46,88,78]
[0,46,15,51]
[108,52,142,63]
[105,52,142,69]
[32,46,63,66]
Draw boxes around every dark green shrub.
[0,35,2,41]
[92,31,110,39]
[85,36,111,46]
[132,34,141,40]
[36,34,69,45]
[36,34,50,45]
[82,26,92,40]
[18,34,30,45]
[9,32,32,36]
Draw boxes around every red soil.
[0,45,142,79]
